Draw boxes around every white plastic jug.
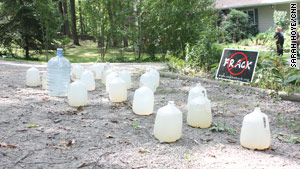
[132,85,154,115]
[153,101,182,142]
[42,73,47,90]
[140,72,156,92]
[91,63,104,80]
[105,72,118,93]
[26,67,41,87]
[187,95,212,128]
[80,70,95,91]
[188,83,207,105]
[119,70,132,89]
[68,80,88,107]
[108,76,127,102]
[150,68,160,88]
[102,68,114,85]
[71,64,84,81]
[240,107,271,150]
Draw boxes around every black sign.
[216,48,259,83]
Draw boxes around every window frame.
[243,9,256,25]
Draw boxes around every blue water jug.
[47,48,71,96]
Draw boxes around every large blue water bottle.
[47,48,71,96]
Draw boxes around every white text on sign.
[223,58,253,70]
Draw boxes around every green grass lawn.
[0,40,163,63]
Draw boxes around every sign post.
[216,48,259,83]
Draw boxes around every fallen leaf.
[77,106,83,112]
[130,118,137,121]
[138,149,149,153]
[0,142,17,148]
[66,140,75,147]
[104,133,114,138]
[28,124,39,128]
[226,138,236,143]
[77,163,88,168]
[80,119,89,122]
[205,138,213,142]
[42,97,49,101]
[110,120,118,123]
[268,146,277,151]
[207,153,216,158]
[2,96,9,98]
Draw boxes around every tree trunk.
[70,0,80,45]
[78,0,84,35]
[58,1,64,34]
[24,37,30,59]
[62,0,71,37]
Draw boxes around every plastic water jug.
[42,73,47,90]
[80,70,95,91]
[240,107,271,150]
[132,85,154,115]
[71,64,84,81]
[68,80,88,107]
[187,95,212,128]
[150,68,160,88]
[119,70,132,89]
[101,62,112,80]
[91,63,104,80]
[26,67,41,87]
[188,83,207,105]
[47,48,71,96]
[102,68,114,85]
[140,72,156,92]
[108,76,127,102]
[103,62,112,72]
[105,72,118,93]
[153,101,182,142]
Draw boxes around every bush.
[274,11,289,29]
[222,9,257,42]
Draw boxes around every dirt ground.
[0,60,299,169]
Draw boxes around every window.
[298,10,300,26]
[243,9,256,25]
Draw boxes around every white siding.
[257,5,275,32]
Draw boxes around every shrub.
[222,9,258,42]
[274,11,289,29]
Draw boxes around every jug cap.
[57,48,63,57]
[196,83,201,87]
[254,107,261,113]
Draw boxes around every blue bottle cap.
[57,48,63,57]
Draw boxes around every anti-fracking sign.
[216,49,259,83]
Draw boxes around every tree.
[70,0,80,45]
[274,10,289,30]
[62,0,71,37]
[222,9,250,42]
[78,0,84,35]
[0,0,44,59]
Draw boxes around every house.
[215,0,300,33]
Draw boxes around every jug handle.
[203,89,207,97]
[262,114,269,129]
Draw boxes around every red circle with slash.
[227,52,248,75]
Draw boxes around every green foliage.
[166,55,187,74]
[141,0,217,58]
[0,0,59,59]
[274,10,289,29]
[222,9,257,42]
[253,52,300,94]
[185,40,223,71]
[209,122,237,135]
